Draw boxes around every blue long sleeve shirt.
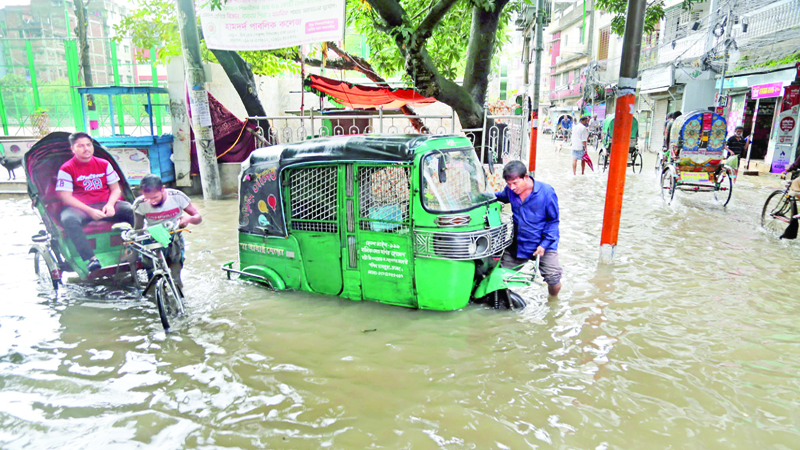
[495,180,560,258]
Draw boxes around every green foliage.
[113,0,182,65]
[594,0,697,36]
[731,51,800,74]
[0,74,29,94]
[114,0,300,76]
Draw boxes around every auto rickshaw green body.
[224,135,520,311]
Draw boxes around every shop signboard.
[768,85,800,173]
[751,82,784,100]
[200,0,345,51]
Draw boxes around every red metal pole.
[528,110,538,174]
[600,92,635,248]
[599,0,646,263]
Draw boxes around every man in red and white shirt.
[56,132,134,272]
[132,174,202,287]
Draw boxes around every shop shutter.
[650,99,670,152]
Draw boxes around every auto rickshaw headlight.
[469,236,490,256]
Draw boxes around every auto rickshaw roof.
[248,134,466,167]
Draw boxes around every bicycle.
[113,220,187,332]
[761,170,800,239]
[588,129,601,152]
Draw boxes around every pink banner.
[751,82,784,100]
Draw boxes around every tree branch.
[412,0,461,49]
[326,42,426,132]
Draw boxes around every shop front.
[717,66,798,171]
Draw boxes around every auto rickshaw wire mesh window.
[358,166,410,233]
[289,167,338,233]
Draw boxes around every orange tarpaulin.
[303,74,437,109]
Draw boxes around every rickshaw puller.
[495,161,562,297]
[132,174,203,289]
[55,132,134,273]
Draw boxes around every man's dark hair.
[673,111,682,119]
[68,131,92,147]
[735,125,745,131]
[502,160,529,181]
[139,174,164,192]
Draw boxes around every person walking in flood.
[495,161,562,297]
[571,116,590,175]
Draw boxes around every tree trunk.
[74,0,92,87]
[210,49,274,144]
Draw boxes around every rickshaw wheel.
[761,190,792,235]
[631,151,643,174]
[713,170,733,206]
[661,167,676,204]
[33,248,60,294]
[655,152,664,175]
[155,276,183,332]
[599,150,609,173]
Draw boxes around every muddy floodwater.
[2,140,800,449]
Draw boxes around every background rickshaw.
[551,114,573,143]
[24,132,138,293]
[597,115,642,173]
[660,110,732,206]
[222,134,533,311]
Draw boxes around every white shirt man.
[571,116,591,175]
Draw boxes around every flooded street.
[2,137,800,449]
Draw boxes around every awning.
[716,67,797,90]
[303,74,437,109]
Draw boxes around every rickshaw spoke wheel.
[155,276,182,332]
[631,151,643,174]
[33,249,59,294]
[661,167,676,204]
[713,171,733,206]
[599,151,609,173]
[761,190,792,235]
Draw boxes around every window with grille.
[358,166,410,233]
[598,27,610,60]
[289,166,338,233]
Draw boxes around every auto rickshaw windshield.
[421,147,495,213]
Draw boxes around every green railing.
[0,37,169,137]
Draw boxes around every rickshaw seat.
[40,182,116,235]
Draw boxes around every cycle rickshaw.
[660,110,733,206]
[597,115,642,173]
[552,114,573,143]
[24,132,185,331]
[761,170,799,239]
[222,134,534,310]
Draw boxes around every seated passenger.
[132,174,202,288]
[55,132,134,273]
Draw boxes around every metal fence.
[248,107,529,164]
[0,37,170,136]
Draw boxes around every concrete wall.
[681,79,716,113]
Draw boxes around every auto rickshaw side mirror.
[438,159,447,183]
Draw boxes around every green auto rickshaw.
[222,134,532,310]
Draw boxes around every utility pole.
[175,0,222,200]
[599,0,646,264]
[527,0,545,176]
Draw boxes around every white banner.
[200,0,345,51]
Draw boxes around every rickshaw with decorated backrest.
[222,134,534,310]
[597,114,643,173]
[660,110,732,205]
[24,132,138,292]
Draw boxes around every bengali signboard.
[768,85,800,173]
[200,0,345,51]
[751,82,784,100]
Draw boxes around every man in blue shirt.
[495,161,562,296]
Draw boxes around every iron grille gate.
[289,166,338,232]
